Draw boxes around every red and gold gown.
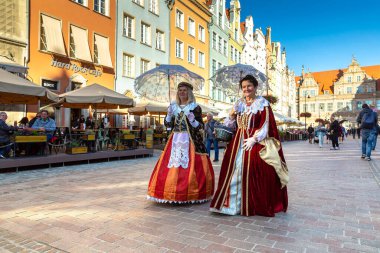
[210,96,288,216]
[147,102,214,203]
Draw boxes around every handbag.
[214,125,235,142]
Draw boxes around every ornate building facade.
[296,58,380,127]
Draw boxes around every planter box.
[122,134,135,140]
[82,134,95,141]
[114,145,125,151]
[15,136,47,143]
[66,147,88,154]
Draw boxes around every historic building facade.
[28,0,116,125]
[296,58,380,127]
[169,0,212,103]
[206,0,230,108]
[115,0,170,95]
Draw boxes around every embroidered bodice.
[235,96,269,129]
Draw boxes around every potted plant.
[66,139,88,154]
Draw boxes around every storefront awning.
[41,14,66,56]
[94,34,113,68]
[70,25,92,62]
[0,56,28,74]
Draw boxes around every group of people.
[147,75,289,217]
[0,110,56,158]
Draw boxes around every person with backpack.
[329,119,341,150]
[357,104,378,161]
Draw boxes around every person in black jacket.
[0,112,18,158]
[329,119,340,150]
[357,104,378,161]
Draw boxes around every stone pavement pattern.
[0,138,379,253]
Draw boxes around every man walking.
[307,124,314,144]
[357,104,378,161]
[204,113,219,162]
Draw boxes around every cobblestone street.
[0,138,379,253]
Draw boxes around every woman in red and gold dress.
[147,82,214,203]
[210,75,288,216]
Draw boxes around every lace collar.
[235,96,269,114]
[170,102,197,116]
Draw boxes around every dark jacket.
[205,119,217,140]
[357,108,378,129]
[329,120,340,135]
[0,119,17,143]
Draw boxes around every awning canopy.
[0,69,58,104]
[57,83,134,109]
[70,25,92,62]
[41,14,66,56]
[0,56,28,74]
[94,34,113,68]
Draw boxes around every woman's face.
[241,80,256,99]
[178,86,189,103]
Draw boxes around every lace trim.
[147,195,211,204]
[235,96,269,115]
[169,102,197,116]
[167,132,190,169]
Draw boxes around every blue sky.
[236,0,380,76]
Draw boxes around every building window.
[218,62,222,70]
[230,46,234,60]
[310,104,315,112]
[176,9,184,29]
[223,40,227,56]
[188,46,195,64]
[198,25,205,42]
[123,14,135,39]
[198,51,205,68]
[212,59,216,75]
[212,32,217,49]
[234,29,238,40]
[141,22,151,45]
[357,101,363,109]
[347,76,352,83]
[218,36,222,53]
[123,53,134,77]
[234,49,238,63]
[346,101,352,110]
[357,76,361,82]
[132,0,144,7]
[337,102,343,110]
[346,87,352,94]
[238,52,241,63]
[155,30,165,51]
[327,103,333,111]
[94,0,109,16]
[140,59,150,74]
[366,100,373,105]
[149,0,158,14]
[188,18,195,36]
[218,13,222,26]
[175,40,183,58]
[320,103,325,112]
[72,0,87,6]
[357,87,363,93]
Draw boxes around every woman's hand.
[242,135,258,151]
[187,112,195,122]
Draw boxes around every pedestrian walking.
[357,127,361,139]
[357,103,378,161]
[351,127,356,139]
[210,74,288,217]
[329,119,340,150]
[307,125,314,144]
[147,82,214,203]
[315,122,327,148]
[204,113,219,162]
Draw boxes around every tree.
[263,95,278,105]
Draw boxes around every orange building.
[28,0,116,125]
[169,0,212,103]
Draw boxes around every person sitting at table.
[0,112,18,158]
[85,116,95,129]
[28,112,41,127]
[18,117,29,128]
[31,110,56,142]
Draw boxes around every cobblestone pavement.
[0,138,379,253]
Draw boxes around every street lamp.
[304,94,310,132]
[266,54,277,96]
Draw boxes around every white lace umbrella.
[134,64,204,103]
[210,63,268,96]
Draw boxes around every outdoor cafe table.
[14,133,47,156]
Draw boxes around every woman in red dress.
[210,75,288,216]
[147,82,214,203]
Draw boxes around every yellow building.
[169,0,212,104]
[226,0,244,66]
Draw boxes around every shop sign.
[51,60,102,77]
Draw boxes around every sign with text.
[50,60,102,77]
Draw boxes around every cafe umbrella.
[134,64,205,103]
